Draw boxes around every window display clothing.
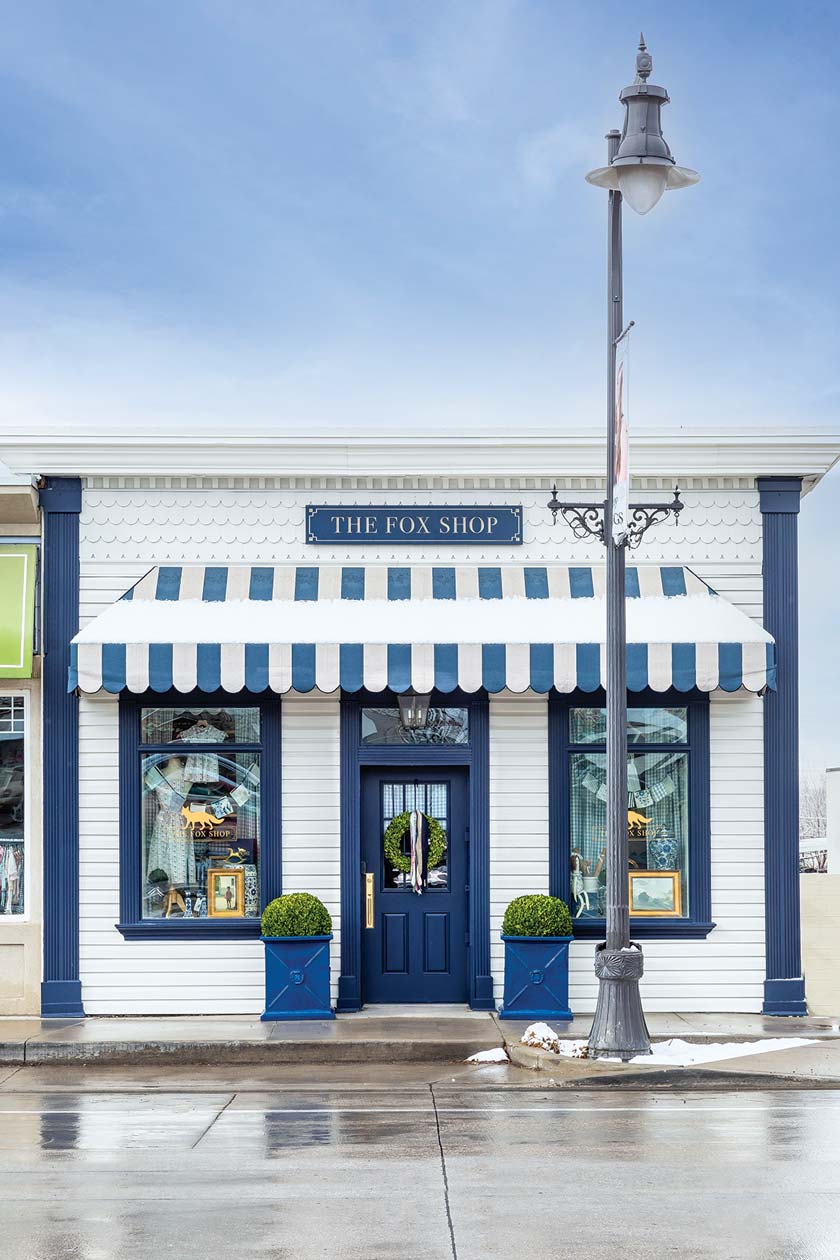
[177,721,226,783]
[0,843,23,913]
[146,762,197,888]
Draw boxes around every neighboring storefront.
[0,480,41,1014]
[3,428,838,1018]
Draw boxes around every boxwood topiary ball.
[502,894,572,938]
[261,893,332,938]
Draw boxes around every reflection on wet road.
[1,1071,839,1259]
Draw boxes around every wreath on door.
[383,811,447,875]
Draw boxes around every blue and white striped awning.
[70,564,775,695]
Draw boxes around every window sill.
[116,919,262,941]
[570,919,716,941]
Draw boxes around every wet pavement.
[1,1063,839,1259]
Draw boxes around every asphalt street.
[0,1063,838,1260]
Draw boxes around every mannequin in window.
[146,756,197,890]
[177,711,226,783]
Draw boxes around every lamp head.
[586,35,699,214]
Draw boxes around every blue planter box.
[498,934,573,1021]
[261,934,335,1021]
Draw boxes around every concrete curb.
[2,1037,502,1068]
[504,1037,840,1089]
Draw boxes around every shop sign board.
[306,505,523,545]
[0,545,37,678]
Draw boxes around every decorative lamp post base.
[588,941,652,1061]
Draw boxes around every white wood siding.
[489,695,550,997]
[77,477,767,1013]
[79,694,266,1014]
[281,696,341,1005]
[487,691,765,1013]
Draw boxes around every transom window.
[361,706,469,746]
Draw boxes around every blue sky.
[0,1,837,760]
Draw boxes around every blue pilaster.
[40,477,85,1018]
[759,477,806,1016]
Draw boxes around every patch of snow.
[522,1023,589,1057]
[73,592,771,647]
[521,1031,817,1067]
[466,1047,509,1064]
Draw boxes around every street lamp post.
[548,37,698,1060]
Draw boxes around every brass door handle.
[365,872,374,928]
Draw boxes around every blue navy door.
[361,769,469,1004]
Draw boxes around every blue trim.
[156,567,182,600]
[671,643,696,692]
[149,643,173,691]
[337,700,362,1011]
[524,567,549,599]
[660,567,687,596]
[102,643,127,692]
[38,477,81,514]
[341,567,365,600]
[548,689,714,939]
[569,568,594,598]
[337,690,493,1012]
[387,567,411,600]
[481,644,505,692]
[249,568,274,600]
[434,644,459,692]
[340,643,364,691]
[718,643,743,692]
[41,477,85,1018]
[245,643,269,691]
[294,567,319,601]
[202,567,228,602]
[196,643,221,691]
[626,643,648,690]
[576,644,600,691]
[763,976,807,1016]
[387,643,412,692]
[478,568,502,599]
[625,568,641,598]
[529,644,554,694]
[759,477,806,1015]
[117,688,282,939]
[291,643,316,692]
[432,568,456,600]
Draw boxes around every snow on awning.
[69,564,775,695]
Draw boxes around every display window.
[0,695,25,917]
[139,708,261,920]
[559,702,710,928]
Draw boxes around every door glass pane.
[140,707,260,745]
[381,781,448,890]
[141,751,260,919]
[569,750,688,919]
[361,707,469,746]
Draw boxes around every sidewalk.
[1,1009,837,1075]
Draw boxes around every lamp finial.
[635,33,652,83]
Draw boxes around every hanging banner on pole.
[612,328,631,546]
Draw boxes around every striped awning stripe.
[69,564,776,695]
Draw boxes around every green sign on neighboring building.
[0,545,37,678]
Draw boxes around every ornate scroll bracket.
[547,487,683,549]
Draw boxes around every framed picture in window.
[207,867,245,918]
[628,870,681,918]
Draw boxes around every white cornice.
[2,426,839,482]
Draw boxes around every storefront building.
[0,479,41,1014]
[4,428,838,1019]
